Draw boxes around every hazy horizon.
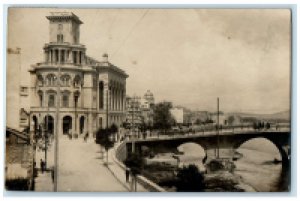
[7,8,291,114]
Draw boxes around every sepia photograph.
[5,7,292,192]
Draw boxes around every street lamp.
[106,87,110,129]
[74,91,79,136]
[43,122,48,169]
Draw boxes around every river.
[177,138,288,192]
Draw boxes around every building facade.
[125,90,155,128]
[29,12,128,136]
[6,47,30,131]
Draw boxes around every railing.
[122,124,290,142]
[113,142,166,192]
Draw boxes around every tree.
[110,123,118,134]
[265,122,271,129]
[204,118,214,124]
[122,121,131,129]
[227,115,235,125]
[175,164,205,192]
[195,118,202,125]
[95,128,115,164]
[153,101,174,134]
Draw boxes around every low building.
[5,128,34,190]
[189,111,211,125]
[210,111,227,126]
[170,107,184,124]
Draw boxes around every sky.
[7,8,291,114]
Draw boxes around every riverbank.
[129,138,287,192]
[204,171,256,192]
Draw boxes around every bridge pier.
[205,148,236,162]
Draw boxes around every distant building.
[142,90,155,108]
[125,95,142,126]
[210,111,227,126]
[189,111,211,124]
[6,47,30,131]
[170,107,184,124]
[125,90,155,128]
[5,129,33,190]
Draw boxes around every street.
[35,136,128,192]
[57,136,128,192]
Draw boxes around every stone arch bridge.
[126,131,291,169]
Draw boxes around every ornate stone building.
[29,12,128,136]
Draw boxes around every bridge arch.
[233,136,290,170]
[177,142,206,166]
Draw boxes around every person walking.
[40,159,44,173]
[51,167,54,183]
[84,132,89,142]
[125,168,130,183]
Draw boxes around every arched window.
[73,75,81,88]
[61,74,71,86]
[48,94,56,107]
[99,81,104,109]
[38,91,43,107]
[37,75,44,86]
[46,74,57,86]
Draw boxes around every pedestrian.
[84,132,89,142]
[51,168,54,183]
[126,168,130,183]
[40,159,44,173]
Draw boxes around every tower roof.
[46,12,83,24]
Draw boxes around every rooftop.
[46,12,83,24]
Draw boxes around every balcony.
[30,107,95,113]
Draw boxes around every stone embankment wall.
[114,142,166,192]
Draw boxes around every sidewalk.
[34,139,55,192]
[106,143,147,192]
[34,170,54,191]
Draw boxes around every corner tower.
[46,12,83,44]
[43,12,86,66]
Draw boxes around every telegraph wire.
[111,9,149,58]
[104,11,119,53]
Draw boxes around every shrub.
[5,178,30,191]
[175,164,205,192]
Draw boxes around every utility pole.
[45,105,49,169]
[131,97,135,153]
[132,98,134,137]
[74,92,78,135]
[216,97,220,159]
[106,89,109,129]
[54,66,61,192]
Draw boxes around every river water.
[234,138,287,192]
[177,138,288,192]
